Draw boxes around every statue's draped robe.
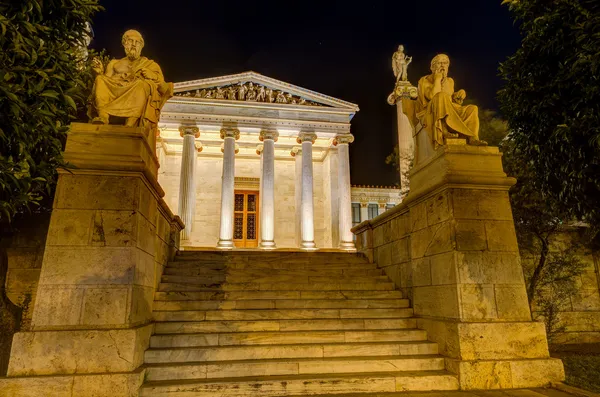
[416,75,479,147]
[94,56,173,126]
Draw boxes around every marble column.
[291,147,303,247]
[217,126,240,249]
[259,130,279,249]
[334,134,355,250]
[360,202,369,223]
[178,126,200,241]
[297,132,318,250]
[396,99,414,200]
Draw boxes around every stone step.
[154,318,418,334]
[139,371,459,396]
[161,274,390,285]
[144,341,440,364]
[154,290,403,301]
[164,267,385,277]
[150,329,428,348]
[153,299,409,311]
[158,282,396,292]
[144,355,446,381]
[168,261,376,271]
[153,308,414,322]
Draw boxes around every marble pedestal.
[0,123,183,397]
[354,143,564,390]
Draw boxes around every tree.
[502,138,586,341]
[498,0,600,240]
[0,0,101,375]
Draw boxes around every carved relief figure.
[226,86,237,100]
[204,89,215,99]
[265,87,274,103]
[256,85,266,102]
[237,82,246,100]
[275,91,287,103]
[90,29,173,127]
[416,54,486,146]
[392,45,412,83]
[215,86,225,99]
[246,82,257,101]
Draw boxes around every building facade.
[157,71,368,249]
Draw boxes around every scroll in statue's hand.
[139,68,157,81]
[91,57,104,74]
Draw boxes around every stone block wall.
[1,214,50,330]
[354,144,564,389]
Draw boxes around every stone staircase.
[140,251,459,396]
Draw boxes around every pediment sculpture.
[89,30,173,131]
[175,82,324,107]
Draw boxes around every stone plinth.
[353,144,564,390]
[0,123,183,396]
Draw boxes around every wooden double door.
[233,190,259,248]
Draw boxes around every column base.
[338,241,356,251]
[300,241,317,250]
[216,239,234,249]
[259,240,277,250]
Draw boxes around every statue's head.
[430,54,450,77]
[122,30,144,60]
[398,45,404,52]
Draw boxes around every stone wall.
[353,143,563,389]
[1,214,50,330]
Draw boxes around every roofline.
[173,71,360,112]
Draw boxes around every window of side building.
[368,203,379,220]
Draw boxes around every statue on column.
[392,45,412,83]
[90,30,173,130]
[416,54,486,146]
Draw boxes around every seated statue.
[416,54,486,147]
[90,30,173,129]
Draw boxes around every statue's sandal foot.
[468,138,488,146]
[91,117,108,124]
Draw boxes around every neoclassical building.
[157,71,395,250]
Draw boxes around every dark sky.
[91,0,522,186]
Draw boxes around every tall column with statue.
[387,45,418,200]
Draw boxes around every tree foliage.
[0,0,102,223]
[499,0,600,239]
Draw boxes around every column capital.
[297,132,317,144]
[195,141,203,153]
[333,133,354,146]
[290,146,302,157]
[220,127,240,140]
[259,129,279,142]
[221,142,240,154]
[256,144,264,155]
[179,126,200,138]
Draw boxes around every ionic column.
[297,132,318,250]
[291,147,303,247]
[178,126,200,241]
[259,130,279,249]
[217,126,240,249]
[360,201,369,222]
[334,134,355,250]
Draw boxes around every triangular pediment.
[172,71,359,111]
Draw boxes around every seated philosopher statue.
[416,54,486,147]
[90,30,173,129]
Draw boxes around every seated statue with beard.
[416,54,486,147]
[90,30,173,129]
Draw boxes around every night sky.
[91,0,522,187]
